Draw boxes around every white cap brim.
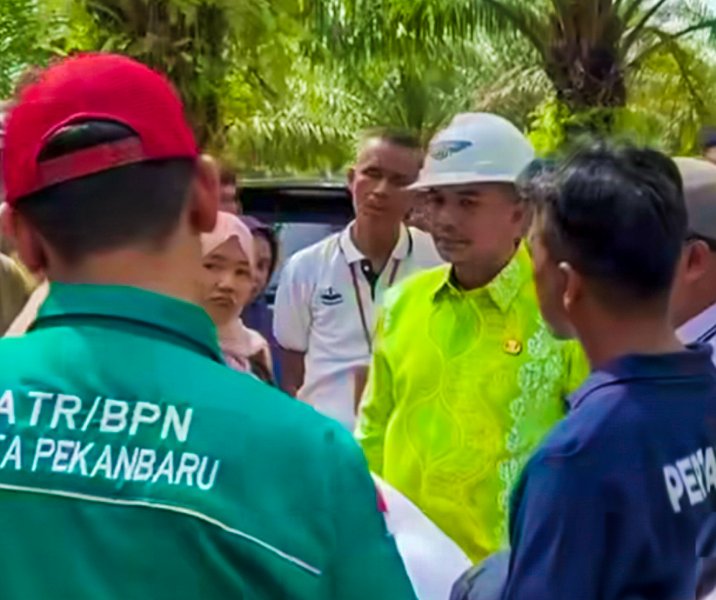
[407,171,517,190]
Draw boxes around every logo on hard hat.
[429,140,472,161]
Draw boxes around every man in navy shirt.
[501,144,716,600]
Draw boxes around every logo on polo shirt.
[663,445,716,513]
[320,287,343,306]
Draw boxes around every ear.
[518,202,534,237]
[347,167,356,188]
[6,208,48,274]
[682,240,710,284]
[189,154,220,234]
[558,261,582,313]
[510,200,531,241]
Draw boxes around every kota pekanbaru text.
[0,389,220,491]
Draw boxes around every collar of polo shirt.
[566,343,714,410]
[678,301,716,345]
[432,241,531,313]
[339,222,412,264]
[34,282,224,363]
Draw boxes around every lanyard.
[698,323,716,344]
[339,228,413,354]
[349,259,401,354]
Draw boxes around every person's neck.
[577,314,684,370]
[351,217,401,272]
[47,240,203,306]
[453,246,518,291]
[214,313,243,337]
[677,291,716,328]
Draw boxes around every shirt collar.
[567,344,715,410]
[33,283,224,363]
[339,221,412,264]
[677,301,716,344]
[432,242,531,313]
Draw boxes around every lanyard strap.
[349,259,401,354]
[698,323,716,344]
[338,227,413,353]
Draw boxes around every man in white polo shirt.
[671,159,716,600]
[274,129,442,429]
[671,157,716,359]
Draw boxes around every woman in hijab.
[240,216,281,379]
[200,212,273,383]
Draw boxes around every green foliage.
[3,0,716,173]
[225,60,358,174]
[305,0,716,155]
[0,0,64,96]
[527,99,570,156]
[69,0,241,146]
[528,37,716,156]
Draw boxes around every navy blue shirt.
[503,345,716,600]
[243,295,281,382]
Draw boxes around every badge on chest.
[503,339,523,356]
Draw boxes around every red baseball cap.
[3,53,198,205]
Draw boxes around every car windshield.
[241,182,352,303]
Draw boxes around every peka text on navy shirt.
[503,345,716,600]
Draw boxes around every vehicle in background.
[240,179,352,304]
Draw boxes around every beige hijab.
[201,212,269,373]
[5,274,45,337]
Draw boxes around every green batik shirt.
[0,283,416,600]
[356,244,589,563]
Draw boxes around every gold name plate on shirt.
[503,339,523,355]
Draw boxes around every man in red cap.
[0,53,416,599]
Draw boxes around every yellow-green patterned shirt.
[356,244,588,562]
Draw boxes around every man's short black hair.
[15,120,196,264]
[358,127,422,153]
[517,158,558,207]
[535,143,686,305]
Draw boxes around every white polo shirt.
[677,301,716,365]
[273,222,442,429]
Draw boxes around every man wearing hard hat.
[356,113,587,563]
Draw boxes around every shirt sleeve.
[326,425,417,599]
[355,311,394,476]
[503,450,605,600]
[273,255,313,352]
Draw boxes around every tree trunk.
[546,45,626,110]
[544,43,626,135]
[195,4,230,148]
[85,0,230,149]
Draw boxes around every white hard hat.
[410,112,535,190]
[673,157,716,239]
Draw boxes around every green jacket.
[0,283,416,600]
